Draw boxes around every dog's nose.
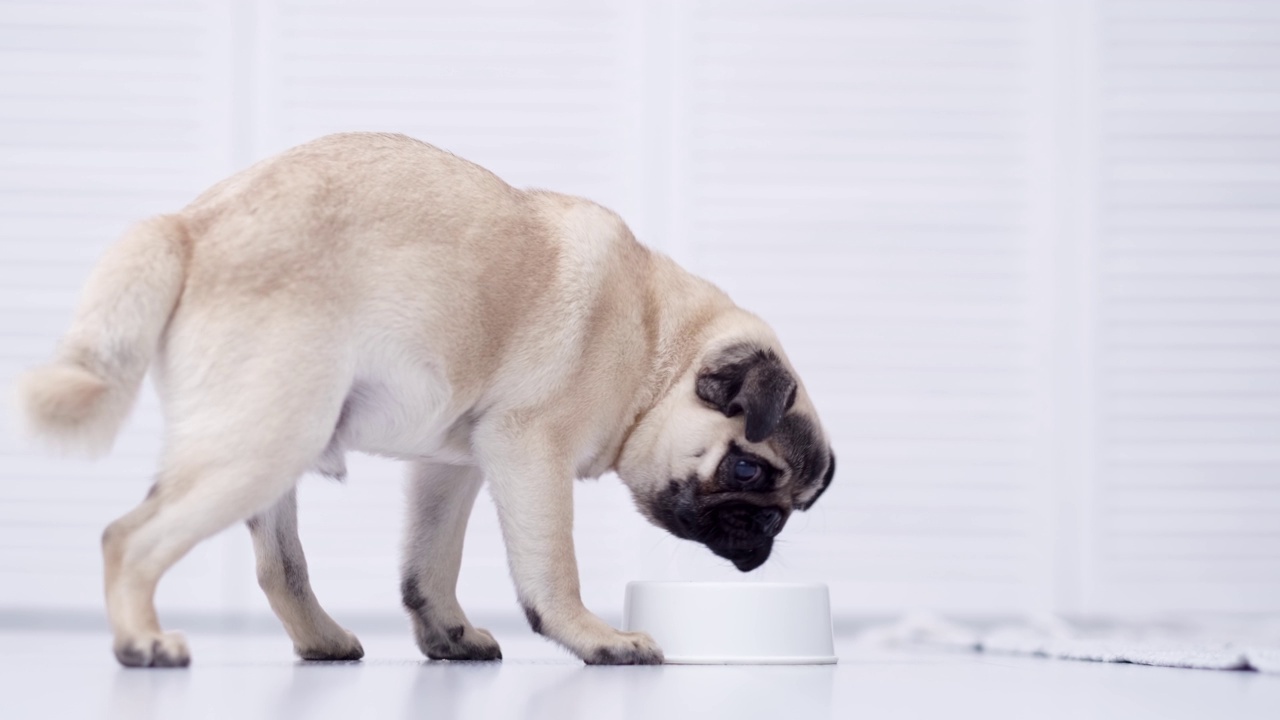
[754,508,784,537]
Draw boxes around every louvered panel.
[1093,0,1280,613]
[252,0,645,617]
[645,0,1052,612]
[261,0,638,215]
[0,0,235,612]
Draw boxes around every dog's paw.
[420,624,503,662]
[296,628,365,662]
[114,631,190,668]
[581,630,664,666]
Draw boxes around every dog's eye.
[733,460,762,483]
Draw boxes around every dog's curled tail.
[17,215,190,457]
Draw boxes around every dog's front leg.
[402,461,502,661]
[479,423,663,665]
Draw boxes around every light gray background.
[1,0,1277,628]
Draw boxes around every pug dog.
[18,133,835,668]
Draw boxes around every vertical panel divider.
[639,0,691,268]
[1041,0,1101,616]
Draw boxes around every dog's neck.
[604,249,734,474]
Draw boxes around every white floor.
[1,628,1276,720]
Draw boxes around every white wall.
[1,0,1277,624]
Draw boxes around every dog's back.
[18,133,586,456]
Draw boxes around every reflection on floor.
[0,628,1276,720]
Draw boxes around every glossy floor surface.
[1,628,1276,720]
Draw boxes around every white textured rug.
[856,613,1280,673]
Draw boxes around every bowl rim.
[625,581,829,591]
[663,654,839,665]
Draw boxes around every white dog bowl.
[623,581,837,665]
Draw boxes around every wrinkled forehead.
[769,412,831,504]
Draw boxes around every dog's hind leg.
[102,328,350,667]
[401,461,501,661]
[247,488,364,661]
[103,448,322,667]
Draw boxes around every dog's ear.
[696,344,797,443]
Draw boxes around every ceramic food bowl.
[622,581,837,665]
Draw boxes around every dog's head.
[617,330,835,572]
